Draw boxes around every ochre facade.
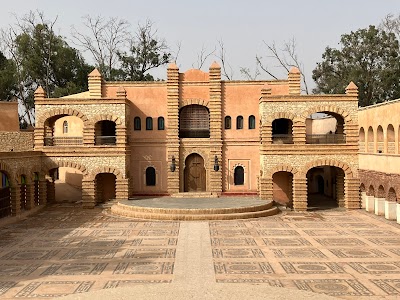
[0,62,362,218]
[358,100,400,220]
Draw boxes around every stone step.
[110,200,278,220]
[171,192,218,198]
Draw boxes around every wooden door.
[184,154,206,192]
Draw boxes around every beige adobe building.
[358,100,400,221]
[1,62,362,220]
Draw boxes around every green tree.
[1,11,92,125]
[117,20,171,81]
[0,51,16,101]
[312,25,400,107]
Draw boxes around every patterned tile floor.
[0,205,399,299]
[210,210,400,299]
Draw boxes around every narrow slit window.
[146,167,156,186]
[63,121,68,134]
[236,116,243,129]
[225,116,231,129]
[134,117,141,131]
[249,115,255,129]
[158,117,165,130]
[146,117,153,130]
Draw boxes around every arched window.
[63,121,68,134]
[158,117,165,130]
[236,116,243,129]
[179,105,210,138]
[134,117,141,131]
[248,115,256,129]
[225,116,231,129]
[234,166,244,185]
[146,117,153,130]
[146,167,156,186]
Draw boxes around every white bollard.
[397,203,400,224]
[366,196,375,212]
[361,192,366,209]
[385,201,397,220]
[375,198,385,216]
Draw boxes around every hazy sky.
[1,0,400,88]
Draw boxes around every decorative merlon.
[116,86,127,99]
[168,62,179,70]
[88,68,103,98]
[288,67,301,95]
[346,81,359,97]
[261,85,272,97]
[34,86,46,99]
[209,61,221,69]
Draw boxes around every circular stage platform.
[110,197,279,220]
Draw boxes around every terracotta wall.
[0,102,19,132]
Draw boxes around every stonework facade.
[358,100,400,220]
[0,63,363,218]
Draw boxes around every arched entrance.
[53,167,83,203]
[307,166,344,210]
[272,171,293,207]
[0,171,11,218]
[95,173,116,203]
[184,154,206,192]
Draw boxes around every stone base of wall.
[359,169,400,200]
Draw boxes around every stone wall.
[0,131,34,152]
[359,169,400,201]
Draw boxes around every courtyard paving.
[0,204,399,299]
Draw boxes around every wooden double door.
[184,154,206,192]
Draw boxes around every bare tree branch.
[172,40,182,66]
[255,38,309,94]
[380,13,400,41]
[216,39,234,80]
[71,15,130,80]
[239,66,260,80]
[192,44,215,69]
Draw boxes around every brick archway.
[265,112,296,124]
[301,105,352,123]
[301,159,353,178]
[87,167,124,181]
[180,99,210,109]
[37,108,89,128]
[90,114,123,127]
[0,162,14,187]
[266,164,298,177]
[43,160,89,177]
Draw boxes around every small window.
[146,117,153,130]
[249,115,256,129]
[236,116,243,129]
[63,121,68,134]
[134,117,141,131]
[234,166,244,185]
[158,117,165,130]
[146,167,156,186]
[225,116,231,129]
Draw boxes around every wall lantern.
[170,156,176,172]
[214,155,220,171]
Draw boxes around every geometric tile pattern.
[293,279,373,296]
[1,205,400,299]
[0,205,178,299]
[209,209,400,299]
[371,279,400,295]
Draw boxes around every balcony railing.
[95,136,117,145]
[272,134,293,144]
[306,134,345,144]
[44,137,83,146]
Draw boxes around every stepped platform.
[110,197,279,220]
